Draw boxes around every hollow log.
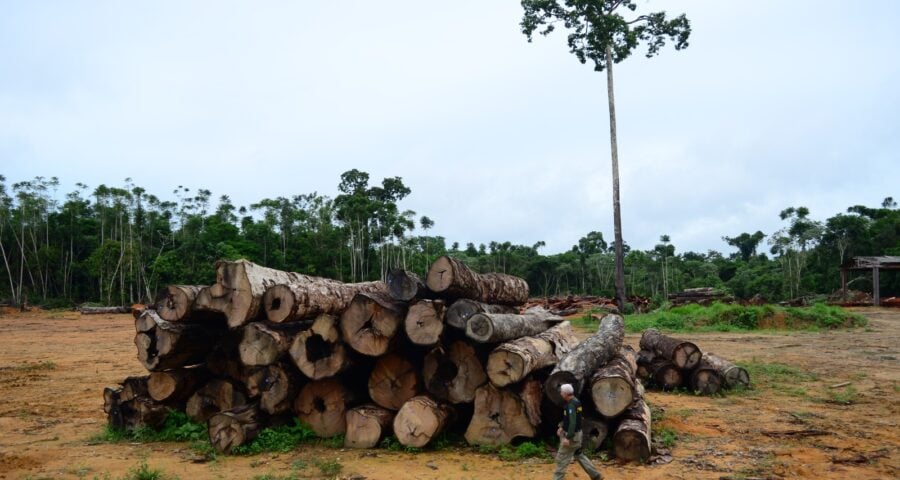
[289,314,348,379]
[688,361,724,395]
[445,299,517,330]
[154,285,207,322]
[590,346,640,418]
[466,306,562,343]
[239,322,308,367]
[702,353,751,389]
[185,379,248,423]
[294,378,352,437]
[639,328,701,370]
[368,353,421,410]
[339,292,407,356]
[148,367,209,403]
[545,314,624,406]
[208,403,263,454]
[404,299,446,346]
[344,404,395,448]
[465,381,540,446]
[423,341,487,404]
[263,278,386,323]
[648,357,683,390]
[426,256,529,305]
[487,321,578,387]
[134,310,224,371]
[207,260,309,328]
[583,416,609,452]
[258,363,305,415]
[387,269,434,302]
[393,396,454,448]
[613,398,652,462]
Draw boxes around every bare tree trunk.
[606,46,627,310]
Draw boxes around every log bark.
[239,322,307,367]
[344,404,395,449]
[154,285,207,322]
[78,306,130,314]
[387,269,434,302]
[648,357,683,390]
[423,341,487,404]
[185,379,248,423]
[464,382,539,446]
[445,299,517,330]
[590,346,640,418]
[702,352,751,389]
[393,396,454,448]
[368,353,421,410]
[294,378,352,437]
[466,306,562,344]
[583,416,609,452]
[147,367,209,403]
[613,398,652,462]
[639,328,701,370]
[486,321,578,387]
[263,278,386,323]
[404,299,446,346]
[289,314,348,379]
[545,314,624,406]
[339,292,407,356]
[688,361,724,396]
[208,404,263,454]
[107,395,169,431]
[134,310,224,371]
[258,363,305,415]
[207,260,309,328]
[426,256,529,305]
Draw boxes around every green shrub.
[231,419,316,455]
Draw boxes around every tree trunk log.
[426,256,529,305]
[368,353,421,410]
[134,310,224,371]
[107,395,169,431]
[545,314,624,406]
[393,396,454,448]
[583,416,609,452]
[339,292,407,356]
[154,285,207,322]
[293,378,352,437]
[208,403,262,453]
[702,353,751,389]
[289,314,348,379]
[464,382,540,446]
[445,299,517,330]
[613,398,651,462]
[263,278,386,323]
[635,349,655,382]
[208,260,309,328]
[590,346,640,418]
[466,306,561,344]
[239,322,307,367]
[256,362,305,416]
[344,404,395,448]
[487,321,578,387]
[404,299,446,346]
[648,357,683,390]
[78,306,131,314]
[185,379,248,423]
[387,269,434,302]
[423,341,487,404]
[147,367,209,403]
[639,328,701,370]
[688,361,724,396]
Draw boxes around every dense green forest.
[0,171,897,308]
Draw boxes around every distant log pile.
[103,256,656,462]
[524,294,652,316]
[668,288,734,306]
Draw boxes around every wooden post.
[873,267,881,306]
[840,269,848,301]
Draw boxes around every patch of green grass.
[231,419,316,455]
[90,411,207,445]
[653,426,678,448]
[119,462,177,480]
[825,385,858,405]
[476,441,553,462]
[738,359,818,399]
[314,459,342,478]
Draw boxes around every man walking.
[553,384,602,480]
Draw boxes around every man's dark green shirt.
[561,397,583,439]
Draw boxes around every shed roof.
[842,256,900,270]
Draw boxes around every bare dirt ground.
[0,308,897,480]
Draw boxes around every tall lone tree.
[520,1,691,309]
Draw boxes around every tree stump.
[639,328,701,370]
[426,256,529,305]
[590,346,640,417]
[263,278,386,323]
[487,321,578,387]
[613,398,651,462]
[387,269,433,302]
[344,404,395,448]
[185,379,247,423]
[404,299,446,346]
[294,378,352,437]
[208,404,262,453]
[423,341,487,404]
[339,292,407,356]
[289,314,349,379]
[445,299,516,330]
[368,353,421,410]
[703,353,751,389]
[154,285,207,322]
[393,396,454,448]
[545,314,624,406]
[464,382,539,445]
[465,307,562,343]
[134,310,224,371]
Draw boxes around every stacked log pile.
[102,256,654,461]
[636,328,750,395]
[668,288,734,306]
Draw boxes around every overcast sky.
[2,1,898,255]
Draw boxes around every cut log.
[702,353,751,389]
[294,378,352,437]
[120,375,149,402]
[289,314,348,379]
[207,260,308,328]
[78,305,131,314]
[545,314,624,406]
[393,396,454,448]
[148,367,209,403]
[648,357,683,390]
[423,341,487,404]
[613,398,652,462]
[426,256,529,305]
[185,379,248,423]
[404,299,446,346]
[239,322,310,366]
[368,353,421,410]
[590,346,640,418]
[445,299,517,330]
[134,310,224,371]
[259,363,305,415]
[103,386,122,414]
[466,306,562,343]
[208,404,262,454]
[344,404,395,449]
[486,321,578,387]
[205,333,245,381]
[583,416,609,452]
[263,278,386,323]
[465,382,538,445]
[154,285,206,322]
[339,292,407,356]
[688,361,724,395]
[639,328,701,370]
[635,349,655,381]
[387,269,433,302]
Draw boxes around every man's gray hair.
[560,384,574,395]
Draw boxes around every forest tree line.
[0,171,897,308]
